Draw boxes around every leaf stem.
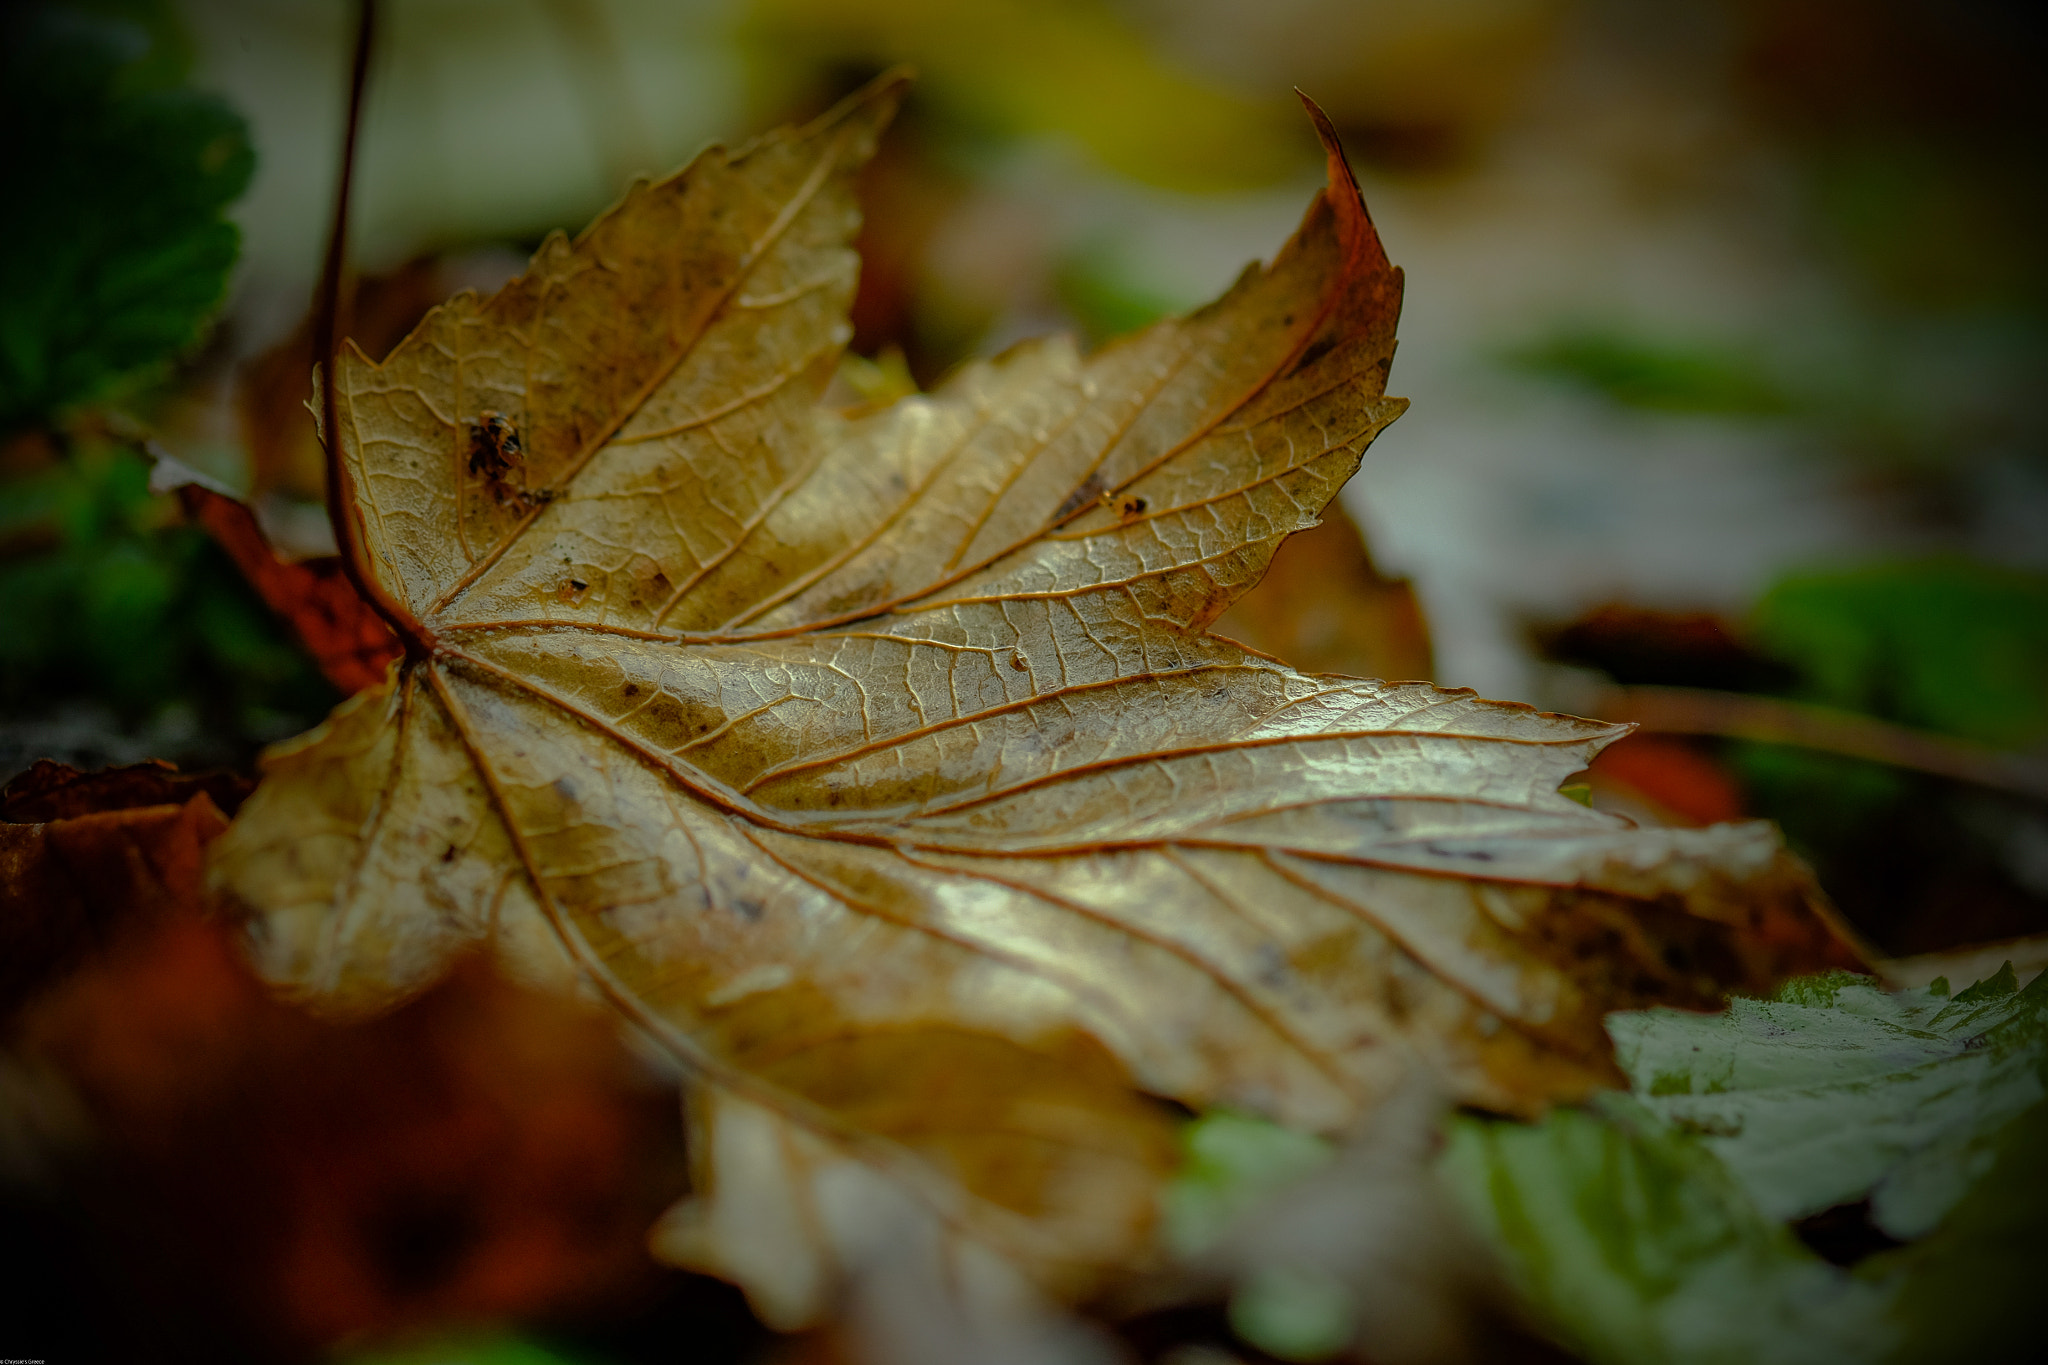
[315,0,432,659]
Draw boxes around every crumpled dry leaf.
[209,74,1858,1317]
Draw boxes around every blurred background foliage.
[1,0,2044,1360]
[0,0,252,430]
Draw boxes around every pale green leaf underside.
[1609,964,2048,1237]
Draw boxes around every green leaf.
[1439,968,2048,1365]
[1608,966,2048,1238]
[1440,1098,1893,1365]
[1748,558,2048,748]
[1866,1093,2048,1361]
[1166,971,2046,1365]
[0,0,253,432]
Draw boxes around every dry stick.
[1589,684,2048,804]
[314,0,431,659]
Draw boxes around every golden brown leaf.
[653,1021,1177,1327]
[1214,502,1433,683]
[209,75,1858,1311]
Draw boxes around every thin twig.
[313,0,430,658]
[1588,684,2048,803]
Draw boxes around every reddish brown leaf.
[1,757,254,823]
[1,790,227,1017]
[1214,502,1434,683]
[174,482,402,695]
[15,916,688,1356]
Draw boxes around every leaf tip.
[1295,91,1358,199]
[834,64,915,130]
[1294,90,1388,279]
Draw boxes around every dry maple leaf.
[209,75,1857,1315]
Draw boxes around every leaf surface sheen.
[213,76,1856,1297]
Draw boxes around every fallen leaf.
[1442,1097,1893,1365]
[210,75,1857,1313]
[1609,965,2047,1239]
[167,475,402,694]
[1,756,252,824]
[1,776,226,1018]
[1441,964,2048,1365]
[1213,502,1433,684]
[12,923,686,1358]
[239,257,472,505]
[652,1024,1177,1327]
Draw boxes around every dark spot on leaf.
[1293,336,1337,373]
[440,844,458,863]
[570,579,588,592]
[732,898,765,923]
[621,682,640,697]
[1054,472,1109,521]
[468,411,527,504]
